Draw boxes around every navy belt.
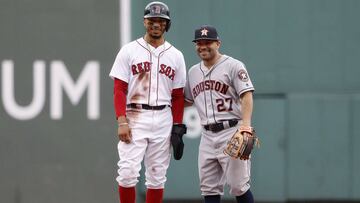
[204,120,239,133]
[127,103,168,110]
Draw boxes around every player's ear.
[216,40,221,48]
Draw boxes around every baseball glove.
[223,126,260,160]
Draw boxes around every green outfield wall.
[1,0,359,202]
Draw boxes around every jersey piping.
[135,39,152,105]
[201,56,230,124]
[209,56,229,124]
[198,64,208,125]
[156,45,173,105]
[135,39,173,106]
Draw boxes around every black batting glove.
[170,124,187,160]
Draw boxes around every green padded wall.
[1,0,360,202]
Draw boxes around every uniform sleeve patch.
[238,70,249,82]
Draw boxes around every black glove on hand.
[171,124,187,160]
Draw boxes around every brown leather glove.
[223,126,260,160]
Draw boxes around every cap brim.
[144,15,170,20]
[192,38,220,42]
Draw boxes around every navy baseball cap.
[192,25,220,42]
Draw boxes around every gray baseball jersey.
[184,55,254,125]
[185,54,255,196]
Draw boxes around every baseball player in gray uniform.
[184,25,255,203]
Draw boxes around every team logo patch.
[238,70,249,82]
[152,5,161,14]
[201,28,209,36]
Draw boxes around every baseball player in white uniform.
[185,25,255,203]
[109,2,187,203]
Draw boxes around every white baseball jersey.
[110,37,186,188]
[110,37,187,106]
[184,55,254,125]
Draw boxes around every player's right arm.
[184,100,193,107]
[114,78,132,144]
[110,45,132,143]
[184,74,194,107]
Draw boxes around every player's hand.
[171,124,187,160]
[117,116,132,144]
[118,124,132,144]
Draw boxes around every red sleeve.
[114,78,128,118]
[171,88,185,124]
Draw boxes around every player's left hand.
[223,126,259,160]
[171,124,187,160]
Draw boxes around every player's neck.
[203,53,222,69]
[144,35,165,48]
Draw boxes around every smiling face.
[144,17,168,40]
[195,39,221,62]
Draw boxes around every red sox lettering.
[159,64,175,80]
[131,61,175,80]
[192,80,229,98]
[131,61,151,75]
